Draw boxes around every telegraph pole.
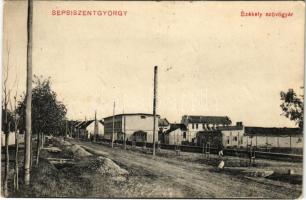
[94,110,98,142]
[123,108,127,150]
[112,101,115,148]
[152,66,158,156]
[24,0,33,186]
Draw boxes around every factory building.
[103,113,160,143]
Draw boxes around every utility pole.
[94,110,98,142]
[24,0,33,186]
[152,66,158,156]
[112,101,115,148]
[124,113,126,150]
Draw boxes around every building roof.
[182,115,232,125]
[165,123,187,135]
[77,120,94,129]
[217,125,244,131]
[196,125,243,133]
[104,113,161,120]
[74,121,85,128]
[159,118,170,126]
[245,127,302,137]
[68,120,81,127]
[75,120,104,129]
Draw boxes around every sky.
[3,1,305,127]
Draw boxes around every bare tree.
[24,0,33,185]
[2,43,12,197]
[12,94,20,191]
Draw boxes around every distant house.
[103,113,160,143]
[74,120,104,139]
[244,127,303,148]
[158,118,170,143]
[86,120,104,139]
[196,122,244,148]
[68,120,81,137]
[74,121,86,138]
[181,115,232,143]
[164,123,188,145]
[159,118,170,131]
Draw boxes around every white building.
[104,113,159,143]
[181,115,232,143]
[75,120,104,139]
[244,127,303,149]
[196,122,244,148]
[164,124,188,145]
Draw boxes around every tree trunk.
[3,126,10,197]
[36,132,40,165]
[14,129,19,191]
[30,135,33,168]
[41,132,44,149]
[24,0,33,186]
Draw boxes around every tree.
[17,75,67,164]
[24,0,33,186]
[2,42,12,197]
[280,88,304,129]
[12,95,21,191]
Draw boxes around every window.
[234,136,238,142]
[141,116,146,119]
[196,124,198,129]
[192,123,194,129]
[183,132,187,139]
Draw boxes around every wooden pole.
[112,101,115,148]
[152,66,158,156]
[24,0,33,186]
[94,110,98,142]
[124,115,126,150]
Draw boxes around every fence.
[95,138,302,162]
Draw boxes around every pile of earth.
[51,138,92,158]
[67,144,92,157]
[51,137,129,181]
[74,156,129,181]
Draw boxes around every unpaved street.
[71,140,302,199]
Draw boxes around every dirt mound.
[61,140,72,146]
[89,156,129,176]
[51,138,92,158]
[66,144,92,157]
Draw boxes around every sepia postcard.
[1,0,305,199]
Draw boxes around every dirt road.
[72,140,302,198]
